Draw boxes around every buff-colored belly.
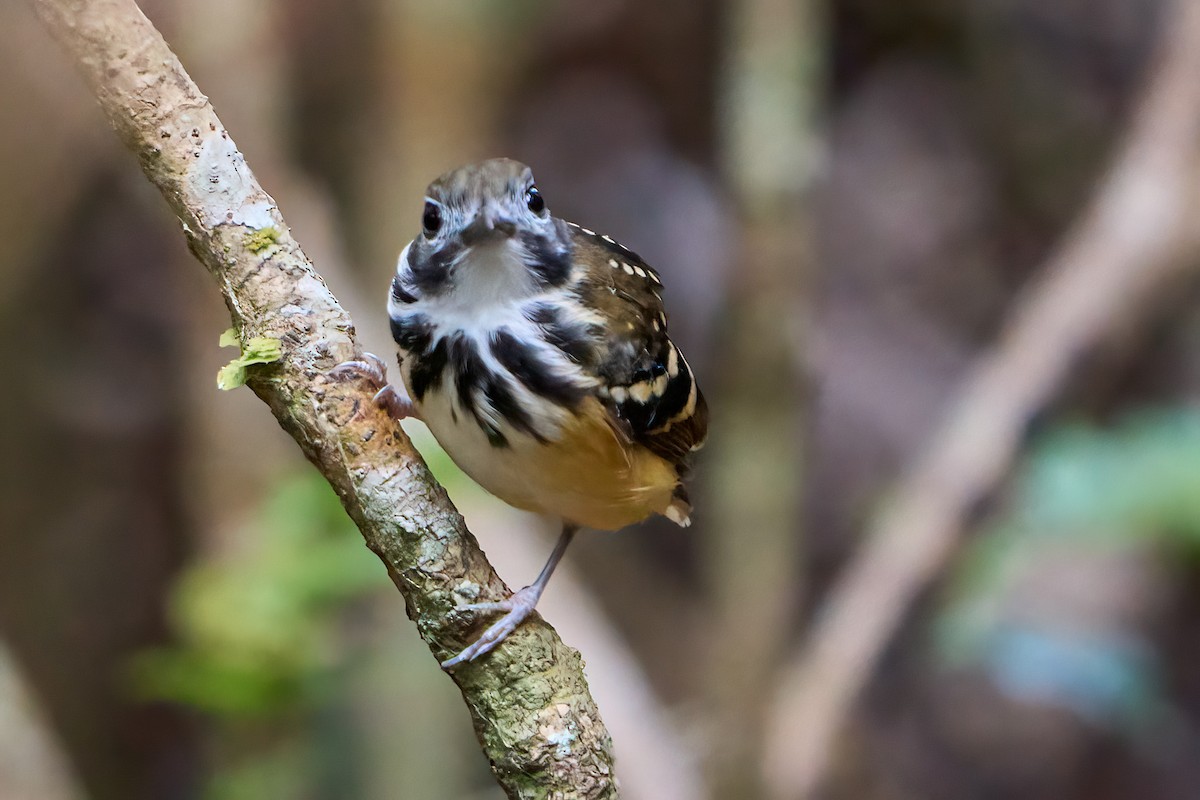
[416,390,676,531]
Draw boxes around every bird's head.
[396,158,574,311]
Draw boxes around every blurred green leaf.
[217,330,282,390]
[129,471,385,717]
[204,739,312,800]
[938,406,1200,729]
[1013,408,1200,542]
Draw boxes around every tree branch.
[765,1,1200,796]
[30,0,617,796]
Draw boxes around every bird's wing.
[563,227,709,469]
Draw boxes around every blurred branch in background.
[29,0,617,797]
[765,0,1200,796]
[702,0,819,795]
[0,644,84,800]
[0,5,116,314]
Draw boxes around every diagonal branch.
[764,1,1200,796]
[30,0,617,797]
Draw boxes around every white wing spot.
[579,227,595,236]
[682,375,697,416]
[622,263,635,275]
[633,266,647,278]
[610,386,628,404]
[600,234,616,244]
[657,311,668,328]
[608,258,620,269]
[648,271,662,285]
[667,345,679,377]
[629,380,654,403]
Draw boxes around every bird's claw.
[329,353,417,421]
[329,352,389,385]
[370,384,417,421]
[441,585,543,670]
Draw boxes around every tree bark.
[30,0,617,797]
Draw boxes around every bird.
[337,158,707,669]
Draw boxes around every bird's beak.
[462,206,516,245]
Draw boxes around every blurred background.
[3,0,1200,798]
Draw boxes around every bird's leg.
[329,352,419,421]
[441,524,579,670]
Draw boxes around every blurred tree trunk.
[702,0,821,797]
[0,165,201,799]
[0,4,204,798]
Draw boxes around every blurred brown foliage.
[5,0,1200,798]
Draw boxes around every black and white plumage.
[378,158,707,666]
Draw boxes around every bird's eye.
[526,186,546,215]
[422,202,442,237]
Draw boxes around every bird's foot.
[329,353,417,421]
[441,584,545,670]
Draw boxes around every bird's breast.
[396,326,675,529]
